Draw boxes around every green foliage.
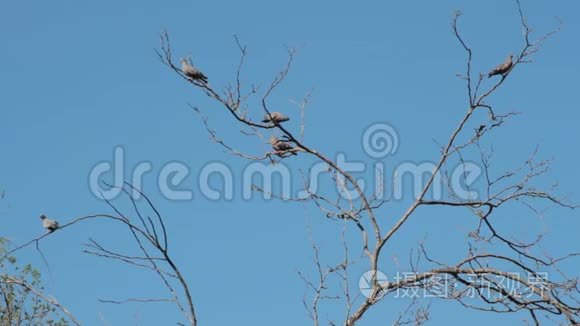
[0,237,69,326]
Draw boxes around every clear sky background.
[1,0,579,325]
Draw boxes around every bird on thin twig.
[180,58,208,83]
[262,112,290,124]
[40,214,59,233]
[488,54,513,78]
[476,124,486,136]
[269,135,297,156]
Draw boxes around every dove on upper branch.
[488,54,513,78]
[180,58,208,83]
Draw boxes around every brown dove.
[180,58,208,83]
[488,54,513,78]
[40,214,59,233]
[262,112,290,124]
[269,135,297,155]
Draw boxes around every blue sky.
[1,0,579,325]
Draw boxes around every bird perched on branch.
[262,112,290,124]
[180,58,208,83]
[488,54,513,78]
[269,135,297,155]
[476,124,486,135]
[40,214,59,233]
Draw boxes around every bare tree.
[157,1,578,325]
[83,183,197,326]
[1,2,577,325]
